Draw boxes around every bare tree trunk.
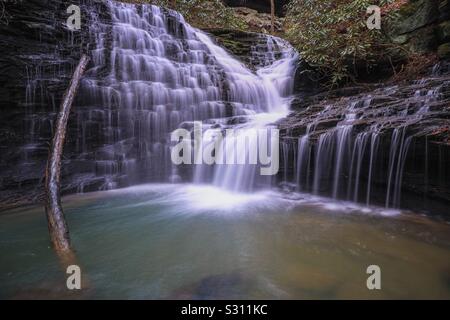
[171,0,176,8]
[270,0,275,33]
[45,55,89,254]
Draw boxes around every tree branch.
[45,55,89,254]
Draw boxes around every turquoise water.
[1,184,450,299]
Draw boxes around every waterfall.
[74,1,297,191]
[192,34,298,191]
[16,0,447,210]
[385,127,413,208]
[280,72,450,209]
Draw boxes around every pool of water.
[1,184,450,299]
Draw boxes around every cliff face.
[0,0,108,208]
[387,0,450,58]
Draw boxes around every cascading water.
[16,0,448,211]
[74,1,298,192]
[3,0,450,301]
[280,75,450,209]
[192,34,298,191]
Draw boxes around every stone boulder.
[387,0,449,55]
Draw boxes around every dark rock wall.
[387,0,450,58]
[0,0,107,206]
[223,0,288,16]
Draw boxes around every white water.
[192,31,297,191]
[17,1,449,211]
[78,1,298,192]
[280,71,450,209]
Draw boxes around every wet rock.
[0,0,110,206]
[205,28,287,70]
[279,67,450,212]
[169,271,253,299]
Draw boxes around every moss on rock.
[438,21,450,42]
[437,43,450,58]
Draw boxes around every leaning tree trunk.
[270,0,275,33]
[45,55,89,254]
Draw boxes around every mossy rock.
[439,0,450,20]
[222,41,248,56]
[393,0,440,34]
[438,21,450,42]
[437,43,450,58]
[409,26,439,53]
[204,28,265,68]
[206,29,253,55]
[391,35,409,45]
[387,0,441,53]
